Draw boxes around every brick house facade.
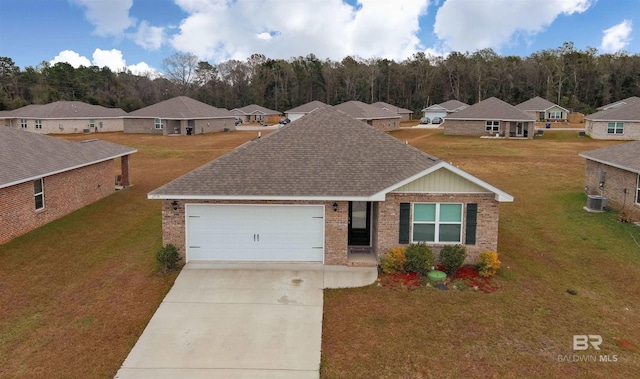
[123,117,234,135]
[584,160,640,221]
[585,121,640,140]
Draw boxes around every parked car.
[431,116,443,124]
[234,117,243,126]
[279,117,291,125]
[419,117,430,124]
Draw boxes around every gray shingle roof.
[0,127,137,188]
[148,106,440,199]
[3,101,126,118]
[422,100,469,112]
[334,101,401,120]
[515,96,567,112]
[596,96,640,111]
[126,96,234,119]
[586,100,640,121]
[446,97,535,121]
[579,141,640,174]
[371,102,413,114]
[285,101,327,114]
[231,104,281,116]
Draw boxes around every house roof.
[515,96,568,112]
[586,100,640,121]
[3,101,126,119]
[333,101,401,120]
[148,106,513,202]
[0,127,137,189]
[596,96,640,111]
[285,100,327,114]
[126,96,234,119]
[371,101,413,114]
[579,141,640,174]
[422,100,469,113]
[446,97,535,121]
[231,104,281,116]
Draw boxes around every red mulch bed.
[378,266,499,293]
[441,264,499,293]
[378,271,421,290]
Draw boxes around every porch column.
[121,155,131,187]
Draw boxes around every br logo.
[573,335,602,351]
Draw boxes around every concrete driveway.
[115,263,376,378]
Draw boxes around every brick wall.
[124,118,235,135]
[445,120,496,136]
[585,160,640,221]
[375,193,500,264]
[586,121,640,140]
[7,117,124,134]
[369,118,400,131]
[0,160,116,244]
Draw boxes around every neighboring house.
[585,98,640,140]
[333,100,401,130]
[421,100,469,120]
[1,101,126,134]
[285,100,327,122]
[230,104,281,124]
[444,97,536,139]
[579,141,640,221]
[371,101,414,121]
[123,96,235,135]
[596,96,640,111]
[515,96,569,122]
[148,107,513,267]
[0,127,137,245]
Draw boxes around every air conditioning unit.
[586,195,607,212]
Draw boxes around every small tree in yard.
[156,244,182,272]
[439,244,467,276]
[404,243,434,276]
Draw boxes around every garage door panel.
[186,204,324,262]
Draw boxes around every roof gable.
[0,127,137,188]
[516,96,567,112]
[334,101,401,120]
[371,102,412,114]
[596,96,640,111]
[232,104,281,115]
[579,141,640,174]
[586,101,640,121]
[126,96,234,119]
[285,100,327,114]
[447,97,535,121]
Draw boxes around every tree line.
[1,42,639,116]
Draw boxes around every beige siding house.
[123,96,235,135]
[515,96,569,122]
[0,127,136,245]
[334,101,401,130]
[579,141,640,221]
[585,97,640,140]
[445,97,536,139]
[371,101,414,121]
[421,100,469,120]
[148,107,513,267]
[1,101,126,134]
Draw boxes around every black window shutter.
[465,203,478,245]
[399,203,410,244]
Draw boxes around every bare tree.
[162,52,199,95]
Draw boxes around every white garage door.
[186,204,324,262]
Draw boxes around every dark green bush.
[156,244,182,272]
[439,244,467,276]
[404,243,434,276]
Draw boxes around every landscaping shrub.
[477,251,501,277]
[156,244,182,272]
[380,247,407,274]
[404,243,434,276]
[439,244,467,276]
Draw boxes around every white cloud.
[49,48,159,76]
[70,0,136,36]
[132,21,166,50]
[600,20,632,53]
[170,0,429,63]
[433,0,593,53]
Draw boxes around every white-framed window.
[34,178,44,210]
[485,120,500,132]
[154,118,163,129]
[35,119,42,129]
[89,119,95,128]
[636,175,640,205]
[548,111,563,119]
[412,203,463,243]
[607,122,623,134]
[20,119,27,129]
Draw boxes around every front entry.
[348,201,371,246]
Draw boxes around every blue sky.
[0,0,637,76]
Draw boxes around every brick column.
[121,155,131,187]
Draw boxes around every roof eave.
[578,153,640,174]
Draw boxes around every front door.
[516,122,523,136]
[348,201,371,246]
